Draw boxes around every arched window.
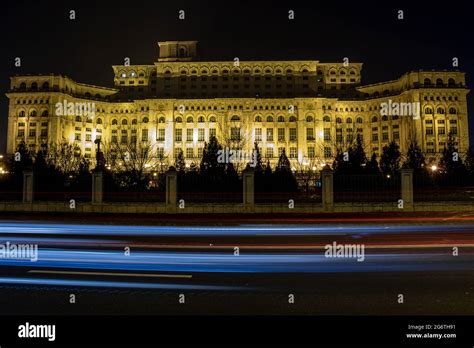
[306,116,314,122]
[186,116,194,123]
[75,116,82,122]
[209,116,216,123]
[198,116,205,123]
[336,117,342,124]
[142,117,149,123]
[179,47,186,57]
[175,117,182,123]
[289,116,297,122]
[436,78,444,87]
[18,110,25,117]
[158,117,165,123]
[230,115,240,122]
[41,110,49,117]
[424,78,432,86]
[266,116,274,122]
[382,115,388,121]
[122,119,128,125]
[392,115,399,120]
[132,119,137,125]
[346,117,353,123]
[448,78,456,87]
[19,82,26,90]
[449,107,457,114]
[424,107,433,114]
[436,107,445,114]
[85,92,91,98]
[41,82,49,90]
[356,117,363,124]
[112,119,118,125]
[31,82,38,90]
[96,118,102,125]
[371,116,378,123]
[323,115,331,122]
[277,116,285,122]
[255,115,262,122]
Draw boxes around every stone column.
[321,166,334,212]
[23,170,34,203]
[401,168,414,210]
[92,171,103,204]
[166,167,178,210]
[242,167,255,208]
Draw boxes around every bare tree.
[47,141,83,174]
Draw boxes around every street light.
[431,165,438,172]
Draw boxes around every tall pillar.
[401,168,414,210]
[166,166,178,210]
[22,170,34,203]
[92,171,103,204]
[321,166,334,212]
[243,167,255,208]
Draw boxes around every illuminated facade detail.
[5,41,470,168]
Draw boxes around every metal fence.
[177,172,243,203]
[334,174,401,203]
[414,174,474,202]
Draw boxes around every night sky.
[2,0,473,153]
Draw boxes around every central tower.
[157,41,198,62]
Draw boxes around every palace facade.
[5,41,470,169]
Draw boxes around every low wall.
[0,200,472,214]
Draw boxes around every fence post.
[92,170,103,204]
[400,168,414,211]
[22,170,34,203]
[243,166,255,209]
[166,166,178,211]
[321,165,334,212]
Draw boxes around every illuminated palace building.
[5,41,470,168]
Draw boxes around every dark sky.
[1,0,473,153]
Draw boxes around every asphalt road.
[0,214,473,315]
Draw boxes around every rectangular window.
[18,130,25,137]
[266,147,273,158]
[74,133,80,141]
[86,134,92,141]
[266,128,274,141]
[231,127,240,141]
[324,128,331,141]
[449,126,457,135]
[382,132,389,141]
[438,127,445,135]
[307,147,315,158]
[157,129,165,141]
[255,128,262,142]
[175,128,182,142]
[198,147,203,158]
[278,128,285,141]
[157,147,164,158]
[198,129,205,141]
[209,128,216,139]
[289,128,297,141]
[372,133,378,141]
[121,135,127,144]
[186,148,194,159]
[142,129,148,142]
[306,128,314,140]
[324,147,332,158]
[425,127,433,135]
[290,147,297,158]
[278,147,285,157]
[186,129,194,142]
[111,135,117,143]
[393,131,400,140]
